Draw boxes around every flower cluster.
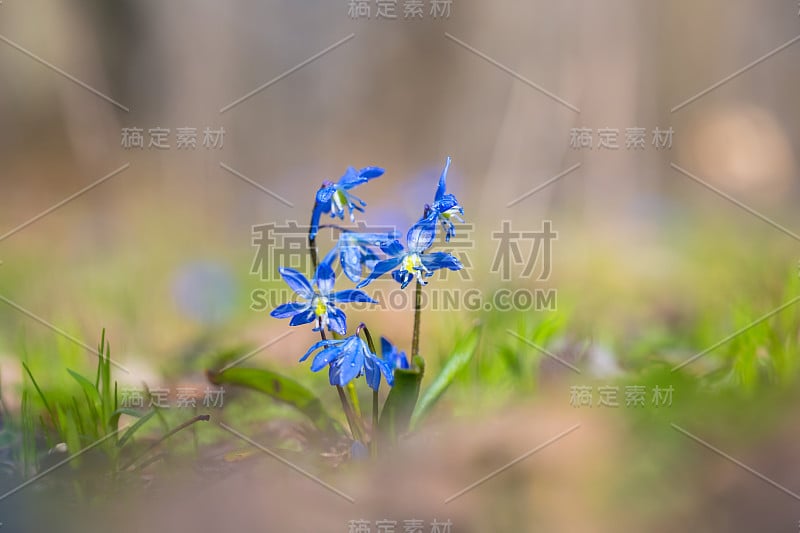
[270,158,464,393]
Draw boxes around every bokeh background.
[1,1,799,531]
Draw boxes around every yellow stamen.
[333,190,347,212]
[403,253,421,273]
[314,297,327,317]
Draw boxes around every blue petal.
[350,440,369,460]
[337,167,364,188]
[397,355,410,370]
[421,252,463,271]
[332,289,376,304]
[315,184,336,206]
[315,259,336,296]
[338,166,385,189]
[345,192,367,208]
[363,249,381,273]
[311,345,344,372]
[435,156,452,202]
[377,358,395,386]
[328,359,342,386]
[440,219,456,242]
[433,192,459,213]
[380,336,409,370]
[320,246,339,270]
[380,336,393,358]
[339,243,363,283]
[356,256,403,288]
[270,301,310,319]
[278,267,315,299]
[392,269,414,289]
[309,204,324,241]
[358,166,385,179]
[335,338,365,386]
[327,307,347,335]
[300,339,339,362]
[340,260,362,283]
[352,231,399,245]
[406,218,436,253]
[380,239,405,257]
[289,308,316,327]
[364,358,382,391]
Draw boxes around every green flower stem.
[412,279,422,357]
[346,381,362,418]
[372,390,379,428]
[319,324,363,442]
[371,390,379,458]
[336,385,365,442]
[358,322,378,355]
[308,208,319,270]
[356,323,381,457]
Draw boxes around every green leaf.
[22,362,55,422]
[21,389,36,476]
[109,407,146,433]
[95,329,105,389]
[68,369,101,404]
[410,325,481,429]
[378,355,425,444]
[207,367,343,435]
[99,331,113,432]
[117,410,156,448]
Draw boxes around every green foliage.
[207,366,343,435]
[411,324,481,429]
[378,355,425,444]
[117,410,157,449]
[19,330,155,474]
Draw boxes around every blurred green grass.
[0,204,798,487]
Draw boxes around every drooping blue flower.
[270,256,375,335]
[380,336,410,370]
[356,218,463,289]
[350,440,369,460]
[328,230,400,283]
[300,334,394,391]
[426,156,464,242]
[310,166,385,240]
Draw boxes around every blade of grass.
[120,414,210,471]
[142,384,170,434]
[95,329,106,390]
[410,324,481,430]
[67,369,101,403]
[101,335,112,432]
[109,407,146,431]
[21,390,34,476]
[22,362,55,423]
[117,410,156,449]
[208,367,343,435]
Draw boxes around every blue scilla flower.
[380,336,410,370]
[310,166,385,240]
[331,231,400,283]
[270,257,375,335]
[356,218,463,289]
[426,156,464,242]
[300,334,394,391]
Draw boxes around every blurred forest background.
[1,1,800,531]
[0,0,797,413]
[1,0,798,356]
